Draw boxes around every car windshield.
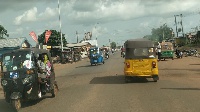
[2,51,35,72]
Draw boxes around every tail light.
[152,61,156,68]
[126,62,130,68]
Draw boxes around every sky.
[1,0,200,47]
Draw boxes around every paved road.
[1,52,200,112]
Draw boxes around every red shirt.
[121,48,125,52]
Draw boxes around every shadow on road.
[0,99,17,112]
[190,64,200,65]
[160,68,200,72]
[160,88,200,90]
[75,64,104,68]
[75,65,93,68]
[21,95,53,108]
[90,75,125,84]
[0,95,54,112]
[90,75,154,84]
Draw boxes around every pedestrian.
[157,42,162,61]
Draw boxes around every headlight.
[22,77,30,84]
[2,80,7,86]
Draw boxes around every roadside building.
[0,37,31,56]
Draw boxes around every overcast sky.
[1,0,200,47]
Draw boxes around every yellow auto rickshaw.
[124,38,159,82]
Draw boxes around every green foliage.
[38,30,67,46]
[110,42,116,49]
[0,25,9,39]
[144,24,173,42]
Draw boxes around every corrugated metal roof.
[52,46,70,49]
[81,40,98,47]
[67,42,89,47]
[0,37,27,48]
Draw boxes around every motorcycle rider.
[175,49,183,58]
[121,46,125,57]
[105,49,109,59]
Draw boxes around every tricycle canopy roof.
[124,38,155,48]
[160,42,174,51]
[2,48,52,60]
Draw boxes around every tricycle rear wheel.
[11,99,21,111]
[51,81,59,97]
[125,76,132,83]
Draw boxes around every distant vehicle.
[160,42,174,60]
[89,47,105,66]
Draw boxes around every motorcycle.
[105,52,109,59]
[175,50,183,58]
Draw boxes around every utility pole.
[58,0,63,51]
[180,14,184,37]
[76,31,78,43]
[174,15,179,37]
[174,14,184,37]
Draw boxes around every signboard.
[29,31,38,43]
[45,30,52,43]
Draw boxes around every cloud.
[39,7,58,20]
[14,7,38,25]
[91,26,108,37]
[62,0,200,26]
[9,27,24,36]
[72,0,99,12]
[0,0,67,12]
[14,7,58,25]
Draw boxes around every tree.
[0,25,9,39]
[38,30,67,46]
[151,24,173,42]
[110,42,116,49]
[143,24,173,42]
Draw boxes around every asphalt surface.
[1,52,200,112]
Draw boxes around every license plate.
[10,72,19,78]
[94,60,97,62]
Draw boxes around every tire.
[153,77,158,82]
[51,82,59,97]
[125,76,131,83]
[11,99,21,111]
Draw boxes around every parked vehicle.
[89,47,105,66]
[175,49,183,58]
[61,51,73,64]
[0,48,58,111]
[124,38,159,82]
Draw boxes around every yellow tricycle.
[124,38,159,82]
